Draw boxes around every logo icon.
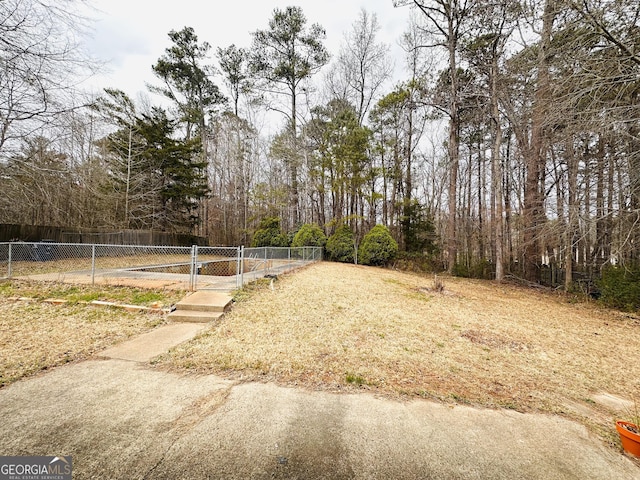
[0,456,72,480]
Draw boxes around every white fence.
[0,242,322,291]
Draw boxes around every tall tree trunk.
[580,148,591,268]
[605,142,614,264]
[565,136,578,290]
[522,0,555,282]
[381,141,389,228]
[504,131,513,267]
[594,135,605,269]
[125,125,132,228]
[290,89,300,226]
[478,140,485,262]
[447,18,460,273]
[406,95,414,205]
[629,123,640,262]
[491,54,504,281]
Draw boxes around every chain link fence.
[0,242,322,291]
[237,246,323,288]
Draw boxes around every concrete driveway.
[0,358,638,479]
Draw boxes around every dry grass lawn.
[158,262,640,442]
[0,281,184,387]
[2,265,639,448]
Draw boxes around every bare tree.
[394,0,474,273]
[325,8,393,126]
[0,0,95,156]
[206,112,260,245]
[463,0,519,281]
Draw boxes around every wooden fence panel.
[0,224,208,246]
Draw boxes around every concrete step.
[166,310,225,323]
[174,291,233,313]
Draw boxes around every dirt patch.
[460,328,530,351]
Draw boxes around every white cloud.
[83,0,412,98]
[87,17,151,65]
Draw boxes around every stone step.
[174,291,233,313]
[166,310,225,323]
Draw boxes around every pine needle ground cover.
[159,262,640,440]
[0,281,184,387]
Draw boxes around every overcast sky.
[82,0,414,101]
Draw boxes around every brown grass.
[3,265,639,447]
[158,262,640,442]
[0,281,183,387]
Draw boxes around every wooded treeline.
[0,0,638,286]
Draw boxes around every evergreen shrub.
[358,224,398,266]
[291,223,327,247]
[251,217,290,247]
[326,225,355,263]
[597,265,640,311]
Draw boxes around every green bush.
[291,223,327,247]
[401,200,438,254]
[326,225,355,263]
[273,233,290,247]
[452,259,494,280]
[394,252,443,273]
[597,265,640,311]
[358,225,398,266]
[251,217,290,247]
[452,263,468,278]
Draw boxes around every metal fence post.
[235,246,242,289]
[241,246,246,288]
[91,245,96,285]
[195,245,199,291]
[189,245,197,291]
[7,243,12,278]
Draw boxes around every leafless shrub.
[432,274,445,293]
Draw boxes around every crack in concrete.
[143,385,235,480]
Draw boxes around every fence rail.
[0,242,322,291]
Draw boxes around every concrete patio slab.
[0,360,638,479]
